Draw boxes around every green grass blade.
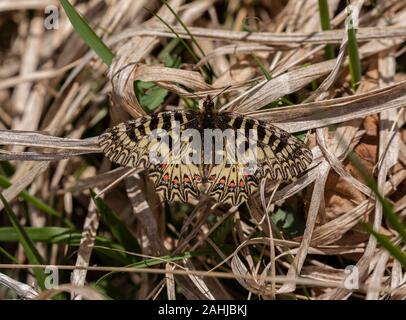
[134,81,169,113]
[161,0,204,58]
[0,175,59,217]
[346,3,361,90]
[91,191,140,255]
[252,54,272,81]
[0,193,46,290]
[348,151,406,268]
[382,213,406,244]
[144,6,213,81]
[161,0,214,81]
[0,226,69,242]
[348,152,406,244]
[0,226,113,246]
[157,38,181,62]
[139,85,168,112]
[95,251,195,286]
[133,39,183,113]
[0,161,15,176]
[318,0,335,59]
[363,223,406,268]
[0,175,74,229]
[145,6,199,63]
[59,0,114,66]
[0,245,19,263]
[0,226,130,265]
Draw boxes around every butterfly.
[98,96,313,206]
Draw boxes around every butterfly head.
[202,95,216,114]
[199,86,231,114]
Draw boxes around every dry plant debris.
[0,0,405,300]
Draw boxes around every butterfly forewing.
[99,111,198,168]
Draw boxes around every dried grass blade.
[278,160,330,293]
[0,131,100,151]
[235,60,336,112]
[120,25,406,46]
[246,79,406,132]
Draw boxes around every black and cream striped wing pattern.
[203,113,313,205]
[220,113,313,181]
[98,111,313,206]
[98,111,203,203]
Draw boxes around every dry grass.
[0,0,405,300]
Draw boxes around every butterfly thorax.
[200,95,219,130]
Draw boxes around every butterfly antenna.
[186,85,232,103]
[209,85,232,103]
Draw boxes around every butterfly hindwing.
[149,163,202,203]
[205,163,259,206]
